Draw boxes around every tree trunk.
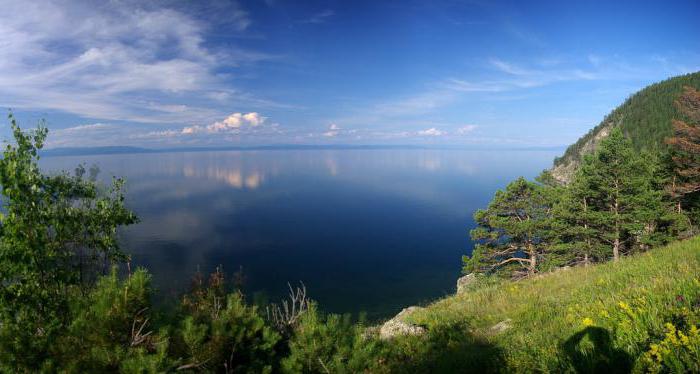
[528,243,537,275]
[613,188,620,262]
[583,197,590,266]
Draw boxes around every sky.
[1,0,699,149]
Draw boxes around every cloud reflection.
[183,164,265,189]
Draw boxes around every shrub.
[281,304,386,373]
[55,268,173,372]
[175,269,280,373]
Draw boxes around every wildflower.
[582,317,594,327]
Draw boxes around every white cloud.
[182,112,267,134]
[417,128,446,137]
[301,10,335,24]
[323,123,341,137]
[456,125,477,135]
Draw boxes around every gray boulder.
[379,306,426,340]
[456,273,476,293]
[490,319,512,334]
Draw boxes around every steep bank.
[384,237,700,371]
[552,71,700,183]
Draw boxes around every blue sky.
[1,0,699,148]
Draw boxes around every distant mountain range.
[40,144,565,157]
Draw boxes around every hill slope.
[402,237,700,372]
[552,71,700,182]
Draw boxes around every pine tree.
[464,177,555,278]
[552,164,606,266]
[574,128,666,261]
[665,86,700,212]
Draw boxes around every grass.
[397,237,700,372]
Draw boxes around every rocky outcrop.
[456,273,476,293]
[379,306,426,340]
[489,319,512,334]
[550,123,614,184]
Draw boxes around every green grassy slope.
[403,237,700,372]
[552,72,700,181]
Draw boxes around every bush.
[281,304,386,373]
[174,269,280,373]
[55,268,173,372]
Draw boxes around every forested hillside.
[552,71,700,182]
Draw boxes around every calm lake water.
[42,149,559,320]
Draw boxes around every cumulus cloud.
[417,128,446,137]
[182,112,267,134]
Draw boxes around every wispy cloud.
[0,0,277,125]
[300,10,335,24]
[417,128,446,136]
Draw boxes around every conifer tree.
[552,164,606,266]
[465,177,555,278]
[573,128,665,261]
[665,86,700,212]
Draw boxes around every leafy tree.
[0,114,137,370]
[464,177,556,278]
[665,86,700,213]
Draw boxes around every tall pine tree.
[571,128,666,261]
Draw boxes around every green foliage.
[565,128,677,260]
[0,114,137,371]
[636,321,700,373]
[466,177,558,278]
[56,268,173,373]
[175,268,280,373]
[281,304,385,373]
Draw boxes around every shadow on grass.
[385,321,506,373]
[561,326,632,373]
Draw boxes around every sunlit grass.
[405,237,700,371]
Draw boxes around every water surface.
[42,149,558,319]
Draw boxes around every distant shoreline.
[40,144,565,157]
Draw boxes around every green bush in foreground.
[56,269,172,373]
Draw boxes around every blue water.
[41,149,558,319]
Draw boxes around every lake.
[41,148,559,320]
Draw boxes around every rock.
[555,266,571,272]
[456,273,476,293]
[490,319,512,334]
[379,306,426,340]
